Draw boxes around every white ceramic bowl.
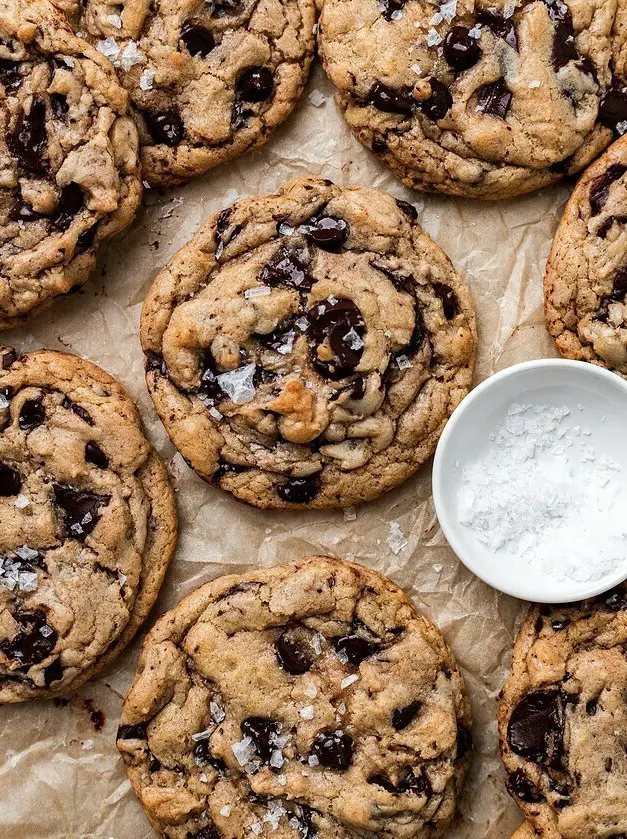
[432,359,627,603]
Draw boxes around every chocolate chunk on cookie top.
[545,134,627,375]
[499,586,627,838]
[70,0,316,186]
[140,178,476,510]
[319,0,627,199]
[0,0,142,329]
[0,350,177,703]
[117,555,472,839]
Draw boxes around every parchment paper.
[0,62,570,838]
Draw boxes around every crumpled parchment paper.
[0,63,569,838]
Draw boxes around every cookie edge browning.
[544,133,627,374]
[0,349,178,703]
[117,554,473,836]
[140,176,477,510]
[0,0,143,330]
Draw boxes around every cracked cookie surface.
[140,177,476,510]
[117,555,472,839]
[68,0,316,186]
[499,585,627,839]
[319,0,627,199]
[0,349,177,703]
[545,134,627,375]
[0,0,142,329]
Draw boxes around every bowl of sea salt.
[432,359,627,602]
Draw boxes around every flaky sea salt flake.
[217,363,257,404]
[396,354,412,370]
[96,37,120,61]
[14,494,30,509]
[308,90,326,107]
[232,736,256,766]
[341,674,359,689]
[210,701,226,723]
[300,705,315,719]
[244,285,272,299]
[439,0,457,21]
[120,41,144,70]
[139,69,155,90]
[427,28,442,46]
[107,13,122,28]
[387,521,408,555]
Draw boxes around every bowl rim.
[432,358,627,603]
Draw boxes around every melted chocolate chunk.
[61,395,93,425]
[50,93,68,120]
[1,349,16,370]
[433,282,459,319]
[19,397,45,430]
[255,317,297,353]
[199,349,222,403]
[181,23,215,57]
[598,85,627,134]
[477,11,517,49]
[300,216,349,252]
[368,82,414,114]
[443,26,482,71]
[277,476,319,504]
[396,199,418,220]
[477,78,512,119]
[586,698,598,715]
[193,737,226,771]
[392,700,422,730]
[9,97,47,174]
[0,59,21,91]
[350,375,367,399]
[334,632,380,665]
[507,769,544,803]
[1,609,57,666]
[43,657,63,687]
[0,462,21,496]
[419,78,453,121]
[311,730,353,770]
[145,111,184,147]
[53,485,110,541]
[276,630,313,674]
[190,826,222,839]
[602,586,627,610]
[457,727,473,758]
[85,441,109,469]
[544,0,578,68]
[117,722,148,740]
[369,773,397,792]
[307,298,364,378]
[214,460,247,480]
[148,751,161,772]
[399,768,432,796]
[380,0,406,17]
[260,245,312,290]
[210,0,243,15]
[77,222,98,251]
[507,689,563,765]
[53,183,83,232]
[241,717,281,764]
[9,200,44,222]
[597,216,627,239]
[589,164,627,216]
[551,618,570,631]
[237,66,274,103]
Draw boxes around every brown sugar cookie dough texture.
[0,349,177,703]
[0,0,142,329]
[69,0,316,186]
[545,134,627,375]
[499,585,627,839]
[117,555,473,839]
[511,825,540,839]
[140,177,476,510]
[319,0,627,199]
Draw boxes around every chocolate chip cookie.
[319,0,627,199]
[68,0,316,187]
[499,586,627,839]
[511,825,540,839]
[117,555,472,839]
[0,349,177,703]
[544,134,627,375]
[0,0,142,329]
[140,177,476,509]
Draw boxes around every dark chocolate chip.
[214,460,247,480]
[551,618,570,631]
[181,23,215,57]
[198,349,222,403]
[507,769,545,803]
[77,222,98,251]
[334,633,380,665]
[10,200,45,222]
[399,768,432,796]
[53,484,110,541]
[396,199,418,220]
[237,66,274,102]
[443,26,482,71]
[507,689,563,765]
[61,396,93,425]
[589,164,627,216]
[598,85,627,134]
[1,609,57,666]
[368,82,414,114]
[369,773,397,792]
[43,657,63,687]
[117,723,148,740]
[19,397,45,430]
[300,216,349,252]
[433,282,459,319]
[210,0,243,15]
[477,11,517,49]
[148,751,161,772]
[189,826,222,839]
[602,586,627,610]
[457,727,473,758]
[477,78,512,119]
[193,737,226,772]
[392,700,422,730]
[145,111,184,147]
[53,183,84,232]
[586,698,598,715]
[255,317,297,354]
[350,374,367,399]
[380,0,406,19]
[241,717,282,764]
[307,298,364,379]
[544,0,578,69]
[277,476,319,504]
[50,93,68,120]
[9,97,47,174]
[260,245,312,290]
[276,630,313,674]
[311,730,353,770]
[0,349,14,370]
[0,462,21,496]
[85,441,109,469]
[419,78,453,121]
[0,59,21,91]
